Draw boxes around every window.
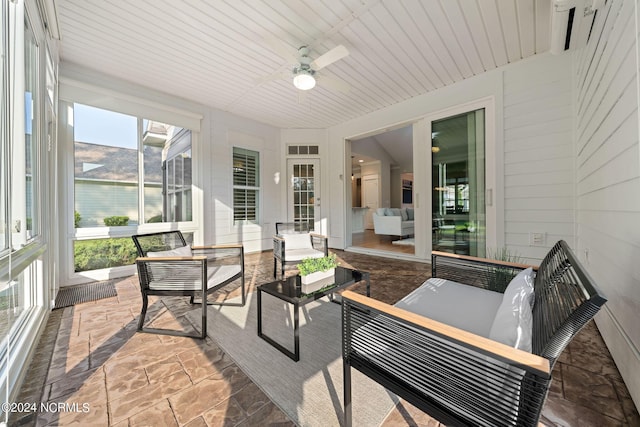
[233,147,259,223]
[72,104,194,272]
[20,15,39,243]
[162,129,192,222]
[73,104,138,226]
[73,104,193,228]
[0,6,48,405]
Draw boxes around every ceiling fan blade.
[317,75,351,93]
[265,38,298,64]
[253,70,289,85]
[311,45,349,70]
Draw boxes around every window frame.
[232,146,260,224]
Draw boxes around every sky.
[73,103,138,149]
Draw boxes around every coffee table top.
[258,266,366,304]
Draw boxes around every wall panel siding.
[574,0,640,409]
[502,53,574,260]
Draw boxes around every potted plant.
[297,254,339,293]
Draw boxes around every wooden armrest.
[192,244,243,250]
[273,235,284,241]
[310,233,327,239]
[342,290,550,377]
[136,255,207,262]
[432,250,539,271]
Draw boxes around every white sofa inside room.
[372,207,415,237]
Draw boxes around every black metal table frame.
[257,267,370,362]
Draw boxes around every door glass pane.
[432,109,485,257]
[291,163,315,230]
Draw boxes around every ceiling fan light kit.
[262,42,350,92]
[293,68,316,90]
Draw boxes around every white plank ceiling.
[55,0,552,129]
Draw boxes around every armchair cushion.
[489,268,535,351]
[282,232,313,250]
[282,248,326,262]
[394,277,503,337]
[145,245,194,282]
[146,245,193,258]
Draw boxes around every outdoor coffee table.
[257,266,370,361]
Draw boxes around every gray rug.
[186,292,398,427]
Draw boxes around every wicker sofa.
[341,240,606,427]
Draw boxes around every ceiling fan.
[259,42,351,92]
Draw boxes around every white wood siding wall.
[574,0,640,408]
[208,124,281,254]
[502,53,575,262]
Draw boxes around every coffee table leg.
[257,291,300,362]
[257,288,263,337]
[293,302,300,362]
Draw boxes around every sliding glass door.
[432,109,486,257]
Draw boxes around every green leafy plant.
[74,237,137,272]
[104,216,129,226]
[486,247,523,292]
[297,254,338,276]
[147,214,163,223]
[74,211,82,228]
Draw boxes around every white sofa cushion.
[282,232,313,250]
[488,268,535,351]
[406,208,414,220]
[395,277,503,337]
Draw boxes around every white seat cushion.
[394,278,503,338]
[283,248,325,262]
[149,263,241,291]
[207,264,241,289]
[282,233,313,250]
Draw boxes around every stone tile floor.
[10,250,640,426]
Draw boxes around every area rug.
[185,292,398,427]
[391,238,415,246]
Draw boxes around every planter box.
[300,268,336,294]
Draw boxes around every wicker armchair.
[132,231,245,339]
[272,222,328,279]
[342,240,606,426]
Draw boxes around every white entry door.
[362,175,379,229]
[287,159,320,230]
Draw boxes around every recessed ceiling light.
[358,159,364,163]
